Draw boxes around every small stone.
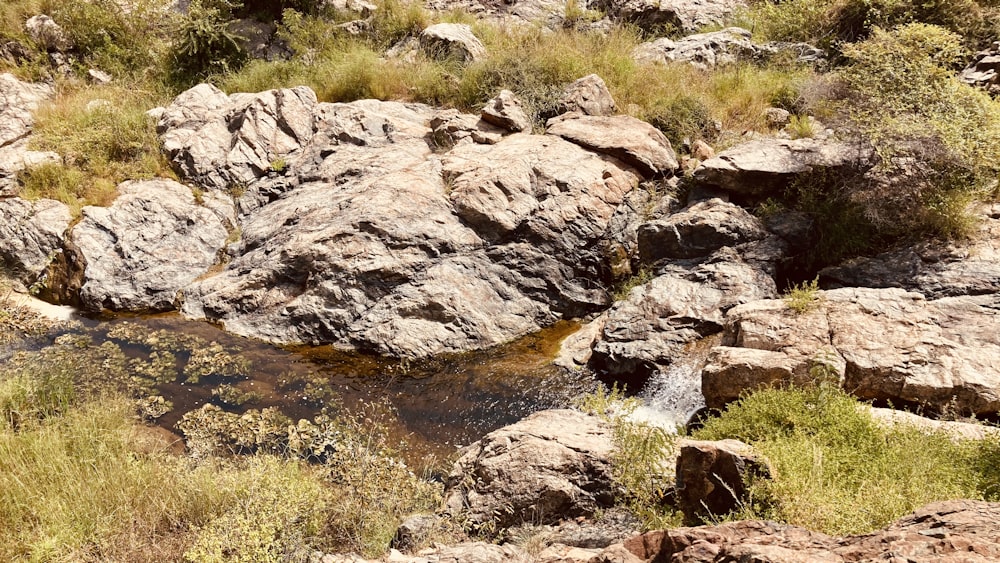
[25,15,72,52]
[419,23,486,63]
[480,89,531,132]
[87,68,113,84]
[558,74,616,116]
[765,107,791,128]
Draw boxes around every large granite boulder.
[638,198,768,262]
[702,287,1000,416]
[157,84,645,357]
[619,500,1000,562]
[70,179,235,312]
[0,197,71,288]
[693,137,870,197]
[157,84,318,193]
[419,23,486,63]
[443,409,615,530]
[558,74,617,117]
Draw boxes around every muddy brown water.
[74,313,592,470]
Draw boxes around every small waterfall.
[629,335,719,432]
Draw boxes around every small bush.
[783,277,821,313]
[169,0,249,86]
[644,95,716,147]
[576,386,681,529]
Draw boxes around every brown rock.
[558,74,617,117]
[675,438,771,525]
[701,287,1000,416]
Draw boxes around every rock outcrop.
[70,179,235,312]
[638,198,768,262]
[693,137,870,197]
[633,27,755,70]
[154,84,650,357]
[546,112,678,177]
[591,249,776,379]
[702,287,1000,416]
[443,409,615,530]
[591,0,746,33]
[621,500,1000,563]
[960,40,1000,96]
[0,197,71,288]
[820,204,1000,299]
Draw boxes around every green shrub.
[169,0,248,86]
[694,385,998,535]
[51,0,170,79]
[576,386,681,529]
[782,277,821,313]
[839,24,1000,240]
[741,0,1000,51]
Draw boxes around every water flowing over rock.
[702,287,1000,416]
[693,137,870,197]
[0,197,71,289]
[591,0,745,33]
[619,500,1000,562]
[69,179,235,312]
[443,409,615,530]
[546,112,678,177]
[157,84,646,357]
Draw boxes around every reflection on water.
[76,314,590,465]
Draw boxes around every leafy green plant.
[576,386,681,529]
[783,277,821,313]
[169,0,249,85]
[612,266,654,301]
[786,114,815,139]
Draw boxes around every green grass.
[783,277,821,314]
[693,385,1000,534]
[19,82,174,215]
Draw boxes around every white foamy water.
[3,292,78,321]
[632,337,716,431]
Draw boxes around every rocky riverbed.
[4,0,1000,558]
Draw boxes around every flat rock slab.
[693,137,869,197]
[591,0,745,33]
[633,27,754,69]
[638,198,767,262]
[702,287,1000,416]
[71,179,235,312]
[547,112,678,177]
